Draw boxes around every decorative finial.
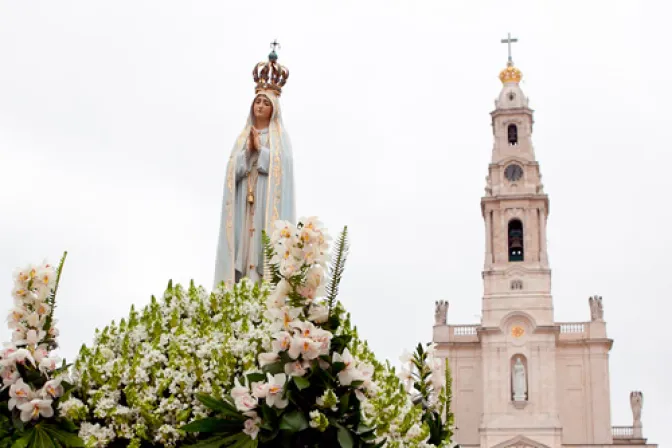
[252,40,289,97]
[499,33,522,84]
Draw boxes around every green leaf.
[292,376,310,391]
[261,362,284,376]
[326,226,349,317]
[337,426,354,448]
[40,423,84,447]
[278,411,308,433]
[331,362,345,375]
[12,430,31,448]
[184,434,228,448]
[195,394,244,421]
[55,419,77,433]
[28,426,55,448]
[182,417,243,433]
[246,373,265,384]
[350,380,364,389]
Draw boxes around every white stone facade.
[432,62,656,448]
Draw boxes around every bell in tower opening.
[508,219,524,261]
[507,123,518,145]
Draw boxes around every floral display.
[3,217,455,447]
[0,254,84,447]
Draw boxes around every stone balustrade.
[612,425,635,438]
[559,322,585,334]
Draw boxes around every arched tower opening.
[508,219,524,262]
[507,123,518,145]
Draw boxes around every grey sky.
[0,0,669,444]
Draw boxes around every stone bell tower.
[433,35,657,448]
[481,46,552,329]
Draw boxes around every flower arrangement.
[186,218,456,448]
[185,218,385,447]
[0,253,84,447]
[3,217,455,447]
[68,279,270,447]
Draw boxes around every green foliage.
[326,227,349,318]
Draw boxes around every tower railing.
[611,426,634,438]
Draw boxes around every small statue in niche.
[588,295,604,321]
[434,300,449,325]
[512,357,527,402]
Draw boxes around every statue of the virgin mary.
[213,48,295,288]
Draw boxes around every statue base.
[512,398,528,409]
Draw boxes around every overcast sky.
[0,0,669,445]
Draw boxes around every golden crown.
[253,47,289,97]
[499,61,522,84]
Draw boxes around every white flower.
[271,220,297,243]
[234,393,258,412]
[284,359,309,377]
[258,352,280,367]
[243,412,262,440]
[288,336,321,361]
[39,356,60,373]
[9,378,33,410]
[42,378,64,399]
[307,305,329,324]
[332,348,358,386]
[271,331,292,353]
[231,377,249,399]
[310,328,332,356]
[250,381,268,399]
[264,373,288,409]
[292,321,316,339]
[357,362,375,390]
[1,366,19,387]
[266,280,290,309]
[7,307,26,328]
[23,329,46,346]
[33,346,49,363]
[6,348,36,366]
[267,306,301,333]
[399,350,413,364]
[305,265,325,289]
[34,264,57,290]
[18,398,53,422]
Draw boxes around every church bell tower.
[433,35,656,448]
[481,44,552,329]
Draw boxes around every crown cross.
[500,33,518,65]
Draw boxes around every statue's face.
[253,95,273,121]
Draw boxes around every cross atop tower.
[500,33,518,65]
[270,39,281,52]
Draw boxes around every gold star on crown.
[252,47,289,97]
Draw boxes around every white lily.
[284,359,309,377]
[271,331,293,353]
[9,379,33,410]
[38,356,60,373]
[264,373,288,409]
[242,412,262,440]
[332,348,358,386]
[18,399,53,422]
[7,349,36,366]
[258,352,280,367]
[267,306,301,333]
[41,378,64,399]
[288,336,321,361]
[307,305,329,324]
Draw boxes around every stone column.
[539,208,548,265]
[485,210,493,267]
